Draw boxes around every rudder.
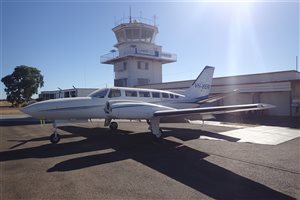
[184,66,215,99]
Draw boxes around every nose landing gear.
[50,121,60,144]
[50,132,60,144]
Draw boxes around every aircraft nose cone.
[21,104,39,117]
[21,105,32,115]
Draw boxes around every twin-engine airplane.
[22,66,274,144]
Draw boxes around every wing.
[105,99,274,120]
[154,103,275,118]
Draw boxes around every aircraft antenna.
[129,5,132,23]
[296,56,298,71]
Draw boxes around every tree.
[1,65,44,106]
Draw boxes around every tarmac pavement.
[1,116,299,199]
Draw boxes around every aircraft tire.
[50,133,60,144]
[152,128,163,139]
[109,122,118,130]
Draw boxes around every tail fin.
[184,66,215,99]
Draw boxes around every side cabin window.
[139,91,150,98]
[89,89,108,98]
[108,89,121,98]
[175,95,180,99]
[170,94,174,99]
[152,92,160,98]
[125,90,137,97]
[162,93,169,98]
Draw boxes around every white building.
[39,88,97,100]
[101,17,176,87]
[137,70,300,117]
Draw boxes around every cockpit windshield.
[89,88,109,98]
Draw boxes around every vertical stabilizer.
[184,66,215,99]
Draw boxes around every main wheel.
[109,122,118,130]
[152,128,163,139]
[50,133,61,144]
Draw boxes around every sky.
[1,1,299,99]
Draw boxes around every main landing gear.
[105,118,118,131]
[109,121,118,130]
[149,117,163,141]
[104,118,163,141]
[50,121,60,144]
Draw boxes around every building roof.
[137,70,300,90]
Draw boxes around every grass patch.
[0,100,23,115]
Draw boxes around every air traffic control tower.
[101,17,177,87]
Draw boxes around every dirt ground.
[0,100,23,115]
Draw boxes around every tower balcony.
[101,48,177,64]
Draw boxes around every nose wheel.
[109,122,118,130]
[50,121,60,144]
[50,132,60,144]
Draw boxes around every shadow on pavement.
[0,125,294,199]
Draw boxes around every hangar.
[137,70,300,117]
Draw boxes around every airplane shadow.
[1,126,294,199]
[161,127,240,142]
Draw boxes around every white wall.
[260,92,290,116]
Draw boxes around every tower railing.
[100,48,177,63]
[114,16,156,27]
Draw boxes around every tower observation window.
[141,29,154,43]
[116,30,125,43]
[125,29,140,42]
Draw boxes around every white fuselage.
[22,87,200,120]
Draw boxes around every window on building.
[64,92,70,98]
[139,91,150,97]
[145,62,149,70]
[141,28,154,43]
[162,93,169,98]
[137,61,149,70]
[125,28,140,42]
[116,30,125,43]
[114,78,127,87]
[152,92,160,98]
[125,90,137,97]
[71,91,76,97]
[49,94,55,99]
[108,89,121,98]
[123,62,127,70]
[137,78,149,85]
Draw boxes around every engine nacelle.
[104,100,173,119]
